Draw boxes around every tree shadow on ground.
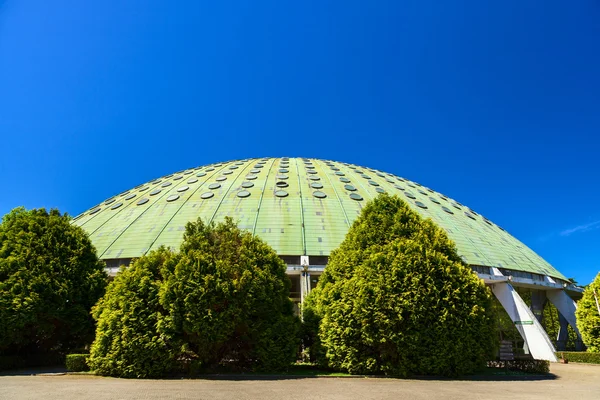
[0,366,67,377]
[169,371,558,382]
[407,373,557,382]
[0,367,557,381]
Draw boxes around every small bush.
[66,354,89,372]
[557,352,600,364]
[487,360,550,374]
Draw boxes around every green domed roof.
[73,157,566,280]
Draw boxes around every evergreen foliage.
[0,207,107,357]
[89,217,299,378]
[162,217,299,372]
[575,272,600,352]
[300,287,326,365]
[88,248,179,378]
[304,194,496,377]
[558,351,600,364]
[65,353,90,372]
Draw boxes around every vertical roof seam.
[251,158,277,234]
[294,158,307,256]
[91,178,179,256]
[317,160,351,227]
[128,164,230,257]
[205,161,251,225]
[348,162,377,201]
[145,163,233,252]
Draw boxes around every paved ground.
[1,363,599,400]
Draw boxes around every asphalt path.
[1,363,599,400]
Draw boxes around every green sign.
[514,321,534,325]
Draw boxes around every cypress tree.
[305,194,496,376]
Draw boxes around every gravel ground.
[1,363,599,400]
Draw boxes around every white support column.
[300,271,311,303]
[546,289,583,343]
[491,282,558,362]
[300,256,310,304]
[556,313,569,351]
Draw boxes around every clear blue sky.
[0,1,598,284]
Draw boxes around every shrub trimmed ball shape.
[89,217,299,378]
[65,354,91,372]
[305,194,497,377]
[0,208,107,357]
[575,272,600,352]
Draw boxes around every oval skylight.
[350,193,363,201]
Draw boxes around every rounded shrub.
[65,354,90,372]
[307,193,496,377]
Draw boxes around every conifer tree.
[89,217,299,377]
[305,194,496,376]
[89,248,179,378]
[0,208,107,356]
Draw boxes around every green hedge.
[66,354,90,372]
[487,360,550,374]
[557,352,600,364]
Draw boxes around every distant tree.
[576,272,600,352]
[89,248,179,378]
[304,194,496,377]
[0,208,107,356]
